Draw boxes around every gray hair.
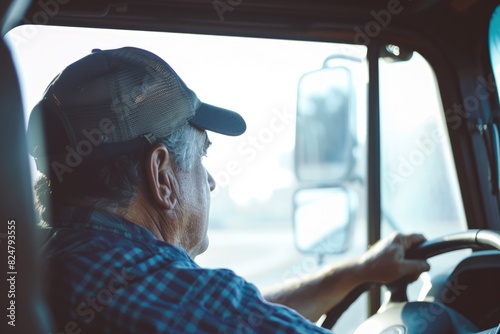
[162,124,207,171]
[35,124,206,226]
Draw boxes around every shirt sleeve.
[167,266,333,334]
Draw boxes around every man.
[28,47,429,333]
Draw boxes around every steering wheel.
[321,229,500,334]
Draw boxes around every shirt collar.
[53,205,159,242]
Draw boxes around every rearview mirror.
[295,55,361,183]
[293,187,353,255]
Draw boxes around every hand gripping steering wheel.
[321,229,500,333]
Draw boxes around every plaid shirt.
[42,206,332,333]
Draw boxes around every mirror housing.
[295,55,361,183]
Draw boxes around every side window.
[379,51,467,239]
[378,50,469,302]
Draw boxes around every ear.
[145,144,178,210]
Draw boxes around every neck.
[112,192,181,246]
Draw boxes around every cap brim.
[189,103,246,136]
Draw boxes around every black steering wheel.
[321,229,500,333]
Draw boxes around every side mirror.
[295,55,361,183]
[293,187,354,255]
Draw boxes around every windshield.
[5,25,468,333]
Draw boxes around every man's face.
[175,131,215,258]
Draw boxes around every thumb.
[402,259,430,282]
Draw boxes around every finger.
[402,233,426,250]
[400,259,430,276]
[406,260,430,282]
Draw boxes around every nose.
[207,170,216,191]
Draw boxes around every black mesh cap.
[27,47,246,171]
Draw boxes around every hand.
[357,232,430,284]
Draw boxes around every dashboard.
[428,251,500,330]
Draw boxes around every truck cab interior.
[1,0,500,333]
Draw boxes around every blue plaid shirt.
[42,206,332,333]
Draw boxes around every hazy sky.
[6,25,365,204]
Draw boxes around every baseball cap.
[27,47,246,173]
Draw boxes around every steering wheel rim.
[321,229,500,329]
[387,229,500,303]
